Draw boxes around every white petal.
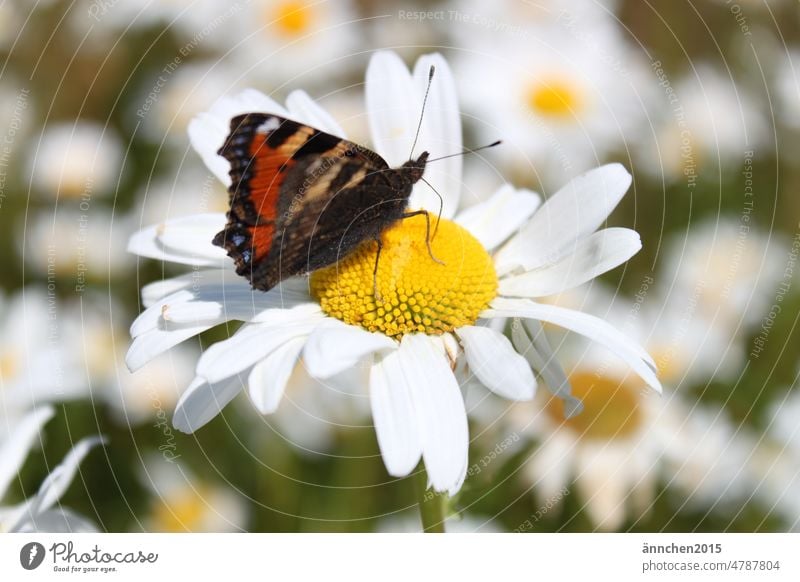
[24,436,105,522]
[286,90,347,138]
[369,351,422,477]
[127,213,228,266]
[495,164,632,273]
[526,432,575,502]
[409,53,463,218]
[156,214,228,257]
[455,326,536,401]
[510,319,583,418]
[366,51,417,168]
[574,445,629,531]
[196,306,323,384]
[189,89,289,185]
[398,334,469,494]
[16,508,98,533]
[126,324,215,372]
[485,297,662,393]
[499,228,642,297]
[455,185,541,252]
[0,407,54,500]
[133,276,312,338]
[141,269,227,307]
[303,319,397,379]
[173,375,245,433]
[247,337,306,414]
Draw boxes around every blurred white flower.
[0,406,103,532]
[51,297,197,426]
[133,61,245,145]
[453,6,655,187]
[503,289,755,530]
[376,510,501,533]
[0,288,87,430]
[750,388,800,529]
[211,0,360,87]
[638,65,768,182]
[141,455,248,532]
[660,217,785,330]
[20,207,134,280]
[127,51,658,494]
[499,322,663,531]
[773,49,800,132]
[27,121,124,199]
[133,166,229,227]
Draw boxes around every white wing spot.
[256,117,281,134]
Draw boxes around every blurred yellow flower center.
[151,487,210,532]
[546,372,643,440]
[310,215,497,338]
[0,352,18,382]
[527,77,584,118]
[271,1,313,35]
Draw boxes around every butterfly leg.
[372,237,383,303]
[401,210,445,265]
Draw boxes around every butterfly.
[212,113,435,292]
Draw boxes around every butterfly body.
[213,113,428,292]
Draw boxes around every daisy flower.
[127,50,660,495]
[501,286,749,530]
[451,7,656,187]
[0,406,103,533]
[208,0,360,88]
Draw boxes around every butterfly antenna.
[408,65,435,160]
[426,140,502,164]
[420,177,444,240]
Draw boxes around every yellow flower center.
[270,1,314,36]
[310,215,497,338]
[150,486,210,532]
[527,76,584,118]
[546,371,643,440]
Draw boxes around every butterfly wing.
[214,113,408,291]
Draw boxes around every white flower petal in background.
[0,410,103,533]
[0,407,54,500]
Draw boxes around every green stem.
[414,465,446,533]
